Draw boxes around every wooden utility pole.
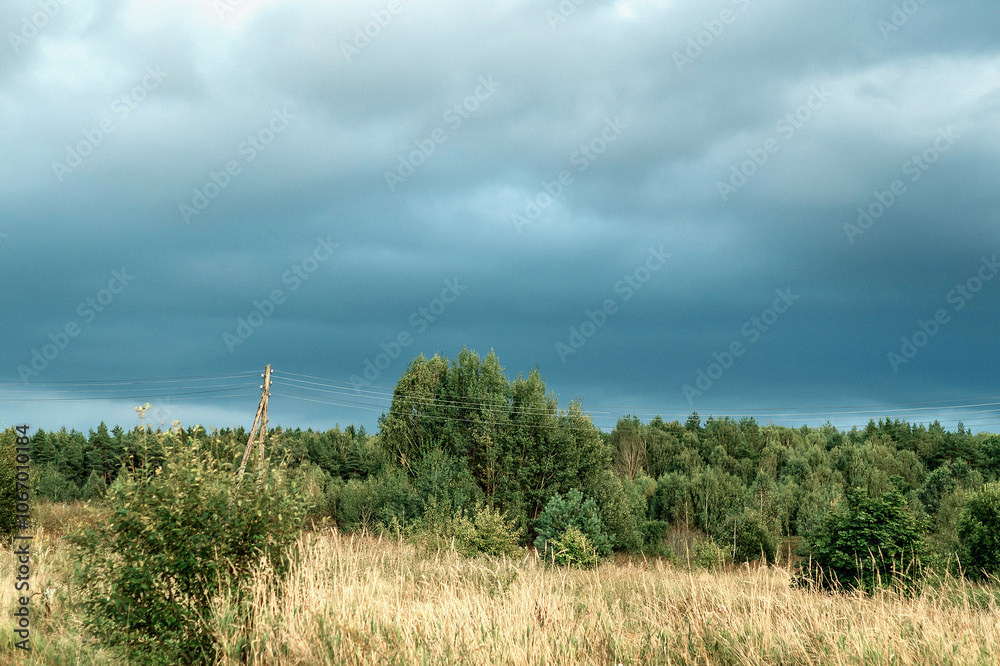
[237,364,271,482]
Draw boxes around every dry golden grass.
[212,529,1000,666]
[0,502,116,665]
[3,503,1000,665]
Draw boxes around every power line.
[270,371,1000,430]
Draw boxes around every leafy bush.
[36,463,80,503]
[338,477,375,531]
[694,538,727,570]
[533,489,611,564]
[729,509,777,564]
[323,475,345,521]
[546,524,601,568]
[81,469,107,501]
[407,499,522,559]
[67,439,307,664]
[957,483,1000,580]
[801,488,927,593]
[337,466,418,533]
[584,470,647,553]
[640,519,673,557]
[465,503,523,558]
[0,429,18,540]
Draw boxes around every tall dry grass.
[0,502,117,665]
[4,503,1000,664]
[212,529,1000,665]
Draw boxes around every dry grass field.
[3,502,1000,665]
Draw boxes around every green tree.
[533,488,611,563]
[802,488,927,592]
[956,482,1000,580]
[81,469,107,501]
[379,348,611,538]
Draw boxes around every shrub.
[957,483,1000,580]
[406,498,521,559]
[729,509,777,564]
[533,489,612,564]
[465,503,523,558]
[584,470,647,553]
[67,439,307,664]
[81,469,107,501]
[694,538,727,570]
[801,488,927,593]
[640,519,673,557]
[547,524,601,568]
[323,475,345,521]
[36,464,80,503]
[338,466,418,532]
[407,497,477,554]
[0,429,18,540]
[338,477,375,531]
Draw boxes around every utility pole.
[237,364,271,483]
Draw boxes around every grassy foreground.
[3,504,1000,665]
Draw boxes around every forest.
[6,347,1000,577]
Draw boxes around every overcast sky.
[2,0,999,436]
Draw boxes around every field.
[2,503,1000,665]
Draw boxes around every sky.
[2,0,999,436]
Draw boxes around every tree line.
[5,347,1000,579]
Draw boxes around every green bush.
[547,524,601,568]
[465,503,523,558]
[729,509,777,564]
[36,463,80,503]
[533,489,612,564]
[338,477,374,531]
[67,439,307,664]
[338,466,417,532]
[694,538,727,570]
[957,483,1000,580]
[406,499,521,559]
[640,519,673,557]
[81,469,107,501]
[801,488,927,593]
[323,475,345,521]
[584,470,647,553]
[0,429,18,540]
[407,497,477,554]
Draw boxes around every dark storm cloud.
[2,0,999,434]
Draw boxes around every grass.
[3,502,1000,664]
